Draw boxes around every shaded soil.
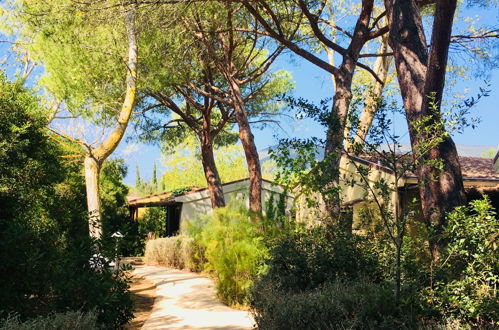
[126,275,157,329]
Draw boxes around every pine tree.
[152,161,157,188]
[135,165,141,188]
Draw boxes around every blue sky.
[120,52,499,185]
[1,2,497,186]
[118,5,498,185]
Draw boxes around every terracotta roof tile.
[348,154,499,181]
[459,157,499,180]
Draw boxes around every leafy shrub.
[185,202,268,306]
[259,225,381,292]
[100,159,135,255]
[0,310,99,330]
[0,76,133,328]
[248,224,424,329]
[252,279,418,330]
[430,197,498,327]
[141,207,167,236]
[144,235,201,271]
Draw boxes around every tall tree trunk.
[323,72,354,218]
[322,59,364,224]
[85,6,138,238]
[84,156,102,239]
[200,133,226,208]
[352,33,392,146]
[384,0,465,260]
[228,78,263,213]
[321,1,374,225]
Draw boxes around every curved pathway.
[133,265,254,330]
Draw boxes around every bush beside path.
[133,265,254,329]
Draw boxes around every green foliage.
[135,165,141,188]
[112,206,166,257]
[0,75,133,328]
[0,310,99,330]
[256,225,382,293]
[250,224,430,329]
[430,197,498,327]
[160,139,274,192]
[101,159,129,234]
[9,0,132,123]
[252,279,418,330]
[481,147,498,158]
[265,191,288,222]
[140,207,166,237]
[152,161,158,187]
[185,203,268,306]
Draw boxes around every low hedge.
[0,310,99,330]
[251,280,418,330]
[144,235,203,272]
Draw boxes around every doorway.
[165,203,182,236]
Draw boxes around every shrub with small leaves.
[0,310,99,330]
[430,197,498,327]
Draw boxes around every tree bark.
[384,0,465,259]
[84,156,102,239]
[322,0,374,222]
[200,132,226,208]
[352,33,392,146]
[323,72,354,218]
[85,6,138,239]
[227,78,263,213]
[241,0,378,222]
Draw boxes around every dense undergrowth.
[144,197,498,329]
[0,76,133,328]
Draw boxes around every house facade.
[128,149,499,234]
[127,178,293,236]
[339,153,499,228]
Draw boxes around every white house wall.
[177,180,294,226]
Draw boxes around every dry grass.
[144,236,201,271]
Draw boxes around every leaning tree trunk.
[227,78,263,213]
[200,133,226,208]
[85,6,138,239]
[352,33,392,146]
[384,0,465,260]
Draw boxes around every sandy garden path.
[133,265,254,330]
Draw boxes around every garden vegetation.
[0,0,497,329]
[0,76,133,328]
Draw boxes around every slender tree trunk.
[322,62,356,223]
[395,244,401,301]
[200,134,226,208]
[384,0,465,260]
[352,33,392,146]
[321,1,374,226]
[84,156,102,239]
[85,6,138,238]
[227,78,263,213]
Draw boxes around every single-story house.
[127,178,293,236]
[129,148,498,234]
[332,151,499,227]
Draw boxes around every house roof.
[127,186,204,207]
[459,156,499,181]
[127,178,279,207]
[346,154,499,182]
